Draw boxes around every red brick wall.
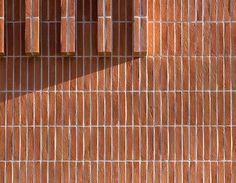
[0,0,236,182]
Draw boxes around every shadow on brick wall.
[0,0,137,109]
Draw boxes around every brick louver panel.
[133,0,147,56]
[97,0,112,56]
[25,0,40,55]
[0,0,4,54]
[61,0,75,55]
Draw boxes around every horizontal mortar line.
[0,160,235,163]
[147,55,236,58]
[149,20,236,23]
[4,20,236,23]
[0,55,140,58]
[1,55,236,58]
[0,125,235,128]
[0,90,236,93]
[0,55,142,58]
[4,20,134,23]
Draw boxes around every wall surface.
[0,0,236,182]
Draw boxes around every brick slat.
[97,0,112,56]
[0,0,4,54]
[133,0,147,56]
[25,0,40,55]
[61,0,75,55]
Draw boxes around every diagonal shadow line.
[0,0,146,104]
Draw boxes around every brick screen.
[0,0,236,182]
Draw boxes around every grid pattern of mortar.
[0,0,236,182]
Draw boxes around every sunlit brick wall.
[0,0,236,182]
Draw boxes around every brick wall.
[0,0,236,182]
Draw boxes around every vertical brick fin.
[25,0,40,55]
[97,0,112,56]
[133,0,147,56]
[61,0,75,55]
[0,0,4,55]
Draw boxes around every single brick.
[25,0,40,55]
[97,0,112,56]
[0,0,4,55]
[61,0,75,55]
[133,0,147,56]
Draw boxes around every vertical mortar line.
[40,0,43,181]
[110,0,114,181]
[19,0,22,180]
[66,57,72,182]
[75,0,78,181]
[124,0,127,182]
[173,0,177,182]
[215,0,219,181]
[33,51,36,183]
[96,54,99,183]
[103,53,106,182]
[95,64,98,183]
[145,0,149,182]
[131,0,135,182]
[193,0,198,181]
[136,0,141,181]
[47,3,50,182]
[159,0,162,181]
[96,10,99,180]
[180,0,184,181]
[166,0,170,181]
[208,0,212,181]
[202,0,205,181]
[187,0,191,180]
[4,1,7,177]
[54,0,57,182]
[117,0,121,181]
[103,1,106,181]
[222,1,226,182]
[152,0,156,182]
[82,0,85,181]
[229,0,233,181]
[68,57,71,182]
[4,0,8,179]
[26,54,29,183]
[89,0,92,181]
[110,0,113,180]
[12,0,15,181]
[61,56,64,183]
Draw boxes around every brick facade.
[0,0,236,182]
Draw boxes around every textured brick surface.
[61,0,75,54]
[97,0,112,55]
[134,0,147,56]
[25,0,39,54]
[0,0,236,182]
[0,0,4,54]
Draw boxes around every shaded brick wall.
[0,0,236,182]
